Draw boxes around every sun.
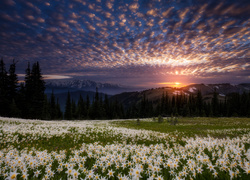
[174,82,181,88]
[158,82,184,88]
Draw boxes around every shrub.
[158,115,163,123]
[136,118,140,125]
[169,116,178,125]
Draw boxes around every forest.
[0,59,250,120]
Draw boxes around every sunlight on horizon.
[158,82,186,88]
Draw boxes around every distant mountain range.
[44,79,141,111]
[45,80,250,111]
[45,79,140,95]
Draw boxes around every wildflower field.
[0,117,250,180]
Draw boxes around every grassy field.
[0,117,249,179]
[111,117,250,138]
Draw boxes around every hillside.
[110,83,250,108]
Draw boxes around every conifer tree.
[16,83,26,118]
[23,63,32,118]
[42,94,51,120]
[86,94,90,119]
[164,92,170,115]
[104,94,110,119]
[56,98,63,119]
[160,92,165,115]
[50,90,57,119]
[71,99,77,119]
[196,90,203,116]
[76,94,85,119]
[8,60,18,102]
[0,59,9,116]
[90,88,101,119]
[139,93,147,118]
[212,89,219,116]
[25,62,45,119]
[64,91,72,120]
[9,99,21,117]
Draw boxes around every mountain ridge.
[45,79,141,95]
[110,83,250,108]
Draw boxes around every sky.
[0,0,249,88]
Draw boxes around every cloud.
[0,0,249,87]
[43,75,73,80]
[2,0,16,6]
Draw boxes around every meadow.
[0,117,249,180]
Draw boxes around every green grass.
[111,117,250,138]
[1,117,250,153]
[0,117,250,180]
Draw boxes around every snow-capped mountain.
[45,79,138,95]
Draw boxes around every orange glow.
[158,82,184,88]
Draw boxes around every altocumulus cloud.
[0,0,249,86]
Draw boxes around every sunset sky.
[0,0,249,88]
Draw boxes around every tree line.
[0,59,124,120]
[60,85,250,119]
[0,59,62,119]
[63,89,124,120]
[128,89,250,118]
[1,58,249,120]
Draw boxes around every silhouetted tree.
[212,89,219,117]
[0,59,9,116]
[76,94,85,119]
[22,62,46,118]
[50,90,57,119]
[64,91,72,120]
[86,94,90,119]
[56,98,63,119]
[71,99,77,119]
[42,94,51,120]
[196,90,203,116]
[7,60,18,102]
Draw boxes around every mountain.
[110,83,250,108]
[45,79,140,95]
[182,83,250,96]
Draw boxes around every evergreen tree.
[90,88,101,119]
[160,92,165,115]
[9,99,21,117]
[71,99,77,119]
[64,91,72,120]
[24,62,45,119]
[164,92,170,115]
[104,94,110,119]
[227,93,240,117]
[0,59,9,116]
[212,89,219,117]
[56,98,63,119]
[76,94,85,119]
[240,92,248,116]
[196,90,203,116]
[16,83,26,118]
[42,94,51,120]
[86,94,90,119]
[50,91,57,119]
[139,93,147,118]
[7,60,18,102]
[24,62,32,118]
